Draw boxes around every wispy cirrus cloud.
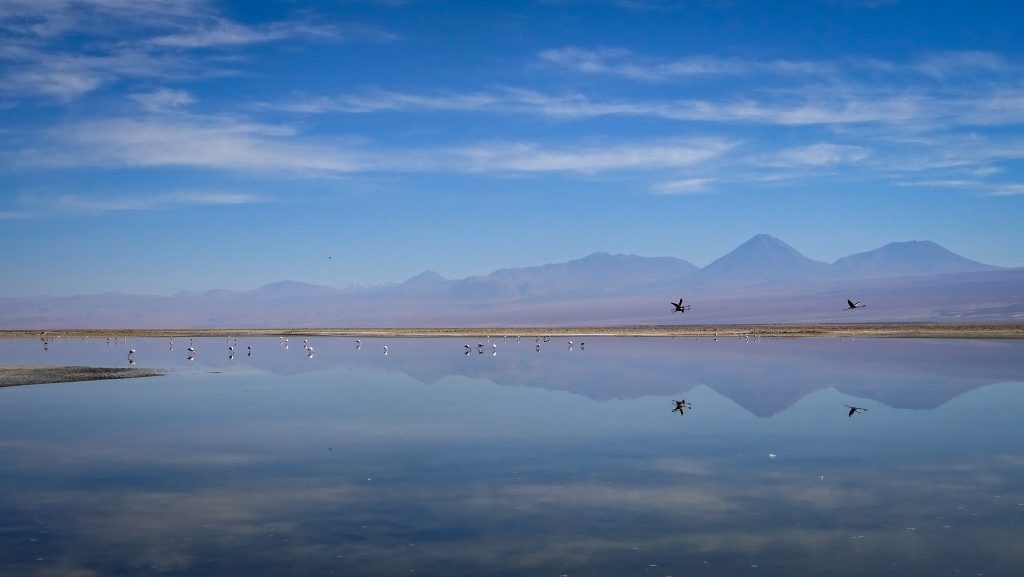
[538,47,830,80]
[276,86,931,126]
[0,48,198,102]
[761,143,870,168]
[448,138,735,174]
[146,20,391,49]
[652,177,716,195]
[273,86,951,128]
[0,0,211,41]
[0,0,392,103]
[896,179,980,189]
[277,89,503,114]
[6,101,1017,194]
[2,190,268,219]
[893,178,1024,198]
[914,50,1012,79]
[26,116,367,174]
[6,112,736,177]
[539,47,1019,82]
[47,191,268,213]
[988,183,1024,196]
[129,88,196,113]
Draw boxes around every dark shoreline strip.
[0,365,164,388]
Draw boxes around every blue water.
[1,336,1023,576]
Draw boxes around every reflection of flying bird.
[846,299,866,310]
[845,404,867,417]
[672,400,693,414]
[671,298,691,313]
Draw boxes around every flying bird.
[672,400,693,414]
[846,299,866,310]
[671,298,692,313]
[845,404,867,417]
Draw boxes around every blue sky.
[1,0,1022,297]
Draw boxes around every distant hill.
[403,270,448,286]
[693,234,830,287]
[0,235,1019,327]
[405,251,699,302]
[247,280,340,299]
[831,240,1001,279]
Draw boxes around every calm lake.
[1,336,1023,576]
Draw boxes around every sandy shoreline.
[0,365,164,388]
[2,324,1023,339]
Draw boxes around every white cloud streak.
[40,116,366,174]
[539,47,1019,82]
[652,177,716,195]
[914,50,1012,79]
[2,4,1020,201]
[129,88,196,112]
[0,0,392,102]
[52,191,267,213]
[988,183,1024,196]
[6,190,268,218]
[448,138,735,174]
[761,143,870,167]
[278,85,1017,130]
[148,21,329,49]
[278,90,503,114]
[537,47,830,81]
[9,113,736,177]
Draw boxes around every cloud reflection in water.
[1,336,1022,576]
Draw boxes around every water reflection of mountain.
[227,337,1024,418]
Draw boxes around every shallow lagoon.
[1,336,1023,576]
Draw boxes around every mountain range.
[2,234,1021,327]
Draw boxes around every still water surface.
[1,336,1023,576]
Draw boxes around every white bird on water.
[384,345,389,355]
